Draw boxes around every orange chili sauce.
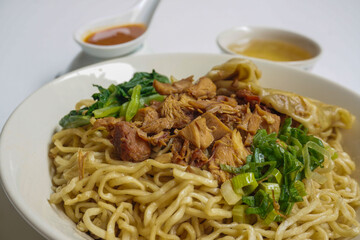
[84,23,146,46]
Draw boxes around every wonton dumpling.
[259,88,354,135]
[206,58,261,84]
[206,58,354,136]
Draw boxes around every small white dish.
[217,26,322,71]
[74,0,159,58]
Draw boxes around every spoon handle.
[133,0,160,25]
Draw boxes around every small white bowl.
[217,26,322,71]
[74,16,148,58]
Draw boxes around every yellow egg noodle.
[49,59,360,240]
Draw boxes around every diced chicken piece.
[237,106,252,131]
[216,95,238,107]
[161,95,192,129]
[244,132,253,147]
[171,138,191,165]
[147,131,170,146]
[190,148,209,168]
[208,134,244,183]
[201,112,231,140]
[231,130,249,163]
[92,117,122,131]
[255,105,281,133]
[247,113,263,135]
[153,77,193,95]
[141,118,173,134]
[237,104,262,135]
[206,103,239,114]
[148,100,163,111]
[179,116,214,149]
[187,77,217,99]
[188,99,218,110]
[236,89,260,105]
[217,113,242,130]
[178,94,196,108]
[172,76,194,91]
[133,106,173,134]
[112,122,151,162]
[134,107,159,123]
[137,130,170,147]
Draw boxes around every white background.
[0,0,359,239]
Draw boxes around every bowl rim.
[217,25,322,65]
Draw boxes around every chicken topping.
[153,76,193,95]
[208,134,247,183]
[179,116,214,149]
[161,95,193,128]
[112,122,151,162]
[201,112,231,140]
[187,77,217,99]
[94,74,282,183]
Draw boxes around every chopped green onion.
[224,118,330,224]
[268,168,282,184]
[309,171,327,184]
[283,202,294,215]
[242,195,255,207]
[220,164,242,174]
[220,180,242,205]
[293,180,307,197]
[263,209,280,225]
[245,190,272,219]
[278,117,292,137]
[254,161,277,181]
[232,205,248,223]
[290,137,302,148]
[260,183,280,201]
[232,172,258,195]
[302,141,329,183]
[306,141,331,161]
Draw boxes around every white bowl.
[217,26,322,71]
[0,53,359,239]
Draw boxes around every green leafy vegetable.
[59,110,91,129]
[59,70,169,128]
[125,85,141,122]
[221,118,334,224]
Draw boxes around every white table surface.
[0,0,359,239]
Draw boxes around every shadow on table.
[65,51,106,74]
[64,43,150,75]
[0,185,45,239]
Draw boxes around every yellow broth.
[228,39,312,62]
